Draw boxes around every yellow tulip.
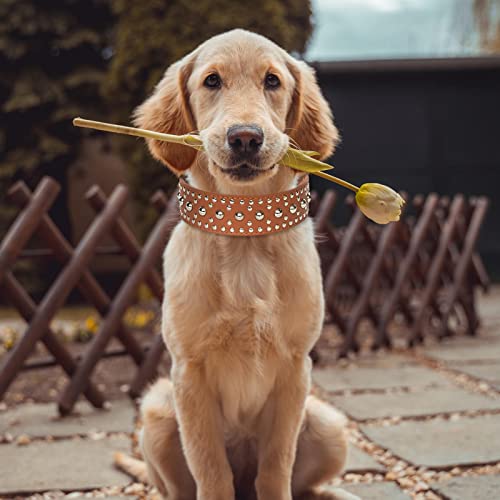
[355,183,405,224]
[73,118,405,224]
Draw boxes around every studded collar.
[177,176,310,237]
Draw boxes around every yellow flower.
[84,316,99,333]
[73,119,407,207]
[355,183,405,224]
[2,327,18,350]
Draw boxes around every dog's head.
[135,29,339,192]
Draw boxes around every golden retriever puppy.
[116,29,353,500]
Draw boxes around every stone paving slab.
[313,364,450,392]
[0,436,131,495]
[423,339,500,363]
[345,445,386,473]
[70,497,136,499]
[451,362,500,387]
[70,497,137,499]
[331,386,500,420]
[430,475,500,500]
[328,482,411,499]
[0,399,135,438]
[361,415,500,468]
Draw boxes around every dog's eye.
[204,73,222,89]
[265,73,280,89]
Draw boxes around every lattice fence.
[0,176,489,414]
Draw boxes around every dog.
[115,29,354,500]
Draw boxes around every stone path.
[1,288,500,498]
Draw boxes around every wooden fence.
[0,176,489,414]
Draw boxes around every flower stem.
[73,118,192,146]
[312,171,359,193]
[74,117,361,192]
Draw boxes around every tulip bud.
[355,183,405,224]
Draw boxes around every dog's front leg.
[255,357,311,500]
[172,362,235,500]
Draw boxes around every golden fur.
[116,30,355,500]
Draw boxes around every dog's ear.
[134,56,197,174]
[286,60,339,160]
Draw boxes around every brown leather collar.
[178,176,310,236]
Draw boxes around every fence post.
[8,183,145,366]
[436,197,489,338]
[0,178,59,283]
[408,195,465,345]
[375,194,439,349]
[58,192,175,414]
[0,184,129,404]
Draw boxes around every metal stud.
[235,212,244,221]
[255,211,264,221]
[185,201,193,212]
[290,204,297,214]
[300,199,307,209]
[215,210,224,220]
[275,208,283,218]
[258,227,263,232]
[198,207,206,216]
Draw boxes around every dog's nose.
[227,125,263,156]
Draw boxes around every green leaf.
[280,148,333,173]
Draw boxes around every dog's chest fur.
[162,221,323,430]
